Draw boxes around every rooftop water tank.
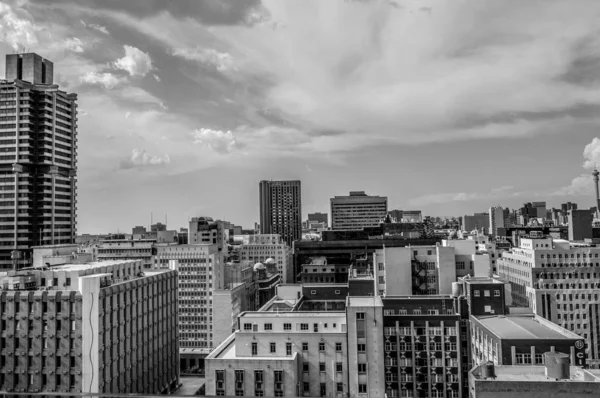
[544,352,570,380]
[481,361,496,379]
[451,282,463,297]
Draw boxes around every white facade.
[238,234,291,282]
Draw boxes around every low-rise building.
[237,234,292,282]
[97,238,156,269]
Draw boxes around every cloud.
[152,73,161,82]
[0,3,38,51]
[62,37,84,52]
[119,148,171,169]
[191,128,238,154]
[80,71,123,89]
[113,45,154,77]
[583,137,600,169]
[31,0,265,26]
[171,48,235,72]
[81,20,110,35]
[408,186,523,206]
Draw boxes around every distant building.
[0,53,78,269]
[489,206,510,235]
[330,191,387,230]
[97,238,156,269]
[0,256,179,394]
[308,212,328,228]
[259,180,302,246]
[188,217,229,250]
[568,209,593,241]
[132,226,147,235]
[463,213,490,233]
[401,210,422,223]
[151,222,167,232]
[469,360,600,398]
[237,234,292,282]
[388,209,403,222]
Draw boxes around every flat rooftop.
[240,311,345,318]
[474,315,580,340]
[463,277,506,284]
[347,296,384,307]
[472,365,600,383]
[49,260,139,272]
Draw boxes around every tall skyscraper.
[258,180,302,246]
[330,191,387,230]
[1,53,78,269]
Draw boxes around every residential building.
[469,360,600,398]
[0,257,179,394]
[497,236,600,366]
[330,191,387,231]
[489,206,510,236]
[205,311,348,397]
[0,53,78,269]
[237,234,292,282]
[97,238,156,269]
[259,180,302,246]
[297,256,350,284]
[463,213,490,234]
[308,212,328,228]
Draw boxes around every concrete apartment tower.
[259,180,302,246]
[1,53,78,269]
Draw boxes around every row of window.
[383,309,453,316]
[243,321,338,332]
[251,341,343,355]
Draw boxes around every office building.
[259,180,302,246]
[347,295,468,398]
[568,209,593,241]
[205,311,348,397]
[97,238,156,269]
[330,191,387,230]
[237,234,292,282]
[497,236,600,366]
[469,359,600,398]
[188,217,229,250]
[0,53,78,269]
[402,210,423,223]
[463,213,490,233]
[0,257,179,394]
[489,206,510,236]
[308,212,328,228]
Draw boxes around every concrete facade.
[97,239,156,269]
[238,234,291,282]
[0,259,179,394]
[330,191,387,231]
[0,54,78,269]
[259,180,302,247]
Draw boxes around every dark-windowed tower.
[259,180,301,246]
[0,53,78,269]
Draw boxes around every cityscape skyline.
[3,1,600,233]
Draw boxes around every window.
[378,262,385,270]
[302,342,308,351]
[235,370,244,395]
[251,342,257,356]
[283,323,291,330]
[379,276,385,284]
[319,362,326,372]
[427,309,439,315]
[286,342,292,356]
[320,383,327,397]
[356,312,365,320]
[270,342,276,353]
[65,278,71,286]
[337,382,343,392]
[358,363,367,373]
[336,362,343,372]
[274,370,283,396]
[264,323,272,331]
[484,290,490,297]
[358,384,367,394]
[254,370,264,396]
[215,370,225,395]
[314,323,319,332]
[494,290,500,297]
[319,342,325,351]
[474,290,480,297]
[300,323,309,330]
[516,353,532,365]
[413,309,421,315]
[357,344,366,352]
[303,362,309,372]
[303,382,310,392]
[243,323,252,330]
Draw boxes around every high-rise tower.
[259,180,301,246]
[593,167,600,218]
[1,53,78,269]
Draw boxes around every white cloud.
[62,37,84,53]
[125,112,131,119]
[583,137,600,169]
[153,73,161,82]
[119,148,171,169]
[172,48,235,72]
[82,20,110,35]
[0,3,38,51]
[191,128,238,153]
[80,71,123,89]
[113,45,154,77]
[551,174,593,196]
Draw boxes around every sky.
[2,0,600,233]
